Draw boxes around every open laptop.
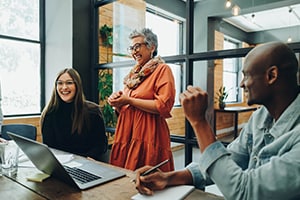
[7,131,126,190]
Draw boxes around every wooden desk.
[214,106,257,139]
[1,148,224,200]
[0,175,46,199]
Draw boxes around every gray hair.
[129,28,158,57]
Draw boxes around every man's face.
[240,55,269,106]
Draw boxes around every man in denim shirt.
[135,42,300,200]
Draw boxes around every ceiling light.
[251,0,255,23]
[287,8,293,43]
[251,13,255,23]
[232,5,241,16]
[225,0,232,8]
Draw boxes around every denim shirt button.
[253,156,258,161]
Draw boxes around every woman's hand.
[108,91,129,108]
[108,91,122,101]
[108,91,159,115]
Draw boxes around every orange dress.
[110,63,175,172]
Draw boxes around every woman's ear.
[149,44,156,58]
[150,45,155,52]
[267,65,278,84]
[150,46,155,58]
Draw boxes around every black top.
[42,101,108,161]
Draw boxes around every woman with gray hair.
[108,28,175,171]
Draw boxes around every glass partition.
[0,0,39,40]
[0,0,41,116]
[0,39,41,115]
[95,0,300,166]
[194,1,300,53]
[98,0,184,64]
[98,0,185,129]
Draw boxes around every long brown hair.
[40,68,86,134]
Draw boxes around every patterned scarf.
[123,56,165,89]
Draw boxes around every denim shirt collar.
[257,94,300,139]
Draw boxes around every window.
[146,9,184,105]
[0,0,42,116]
[96,0,193,165]
[223,37,241,102]
[145,9,182,57]
[105,3,184,105]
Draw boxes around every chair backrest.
[1,124,37,141]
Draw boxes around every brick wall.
[214,31,255,138]
[99,4,113,64]
[166,107,185,136]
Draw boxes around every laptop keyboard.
[64,165,102,184]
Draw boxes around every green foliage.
[99,24,113,47]
[215,85,229,104]
[98,69,117,128]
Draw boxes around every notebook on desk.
[7,132,126,190]
[131,185,195,200]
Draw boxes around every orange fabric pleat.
[110,63,175,172]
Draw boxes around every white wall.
[45,0,72,103]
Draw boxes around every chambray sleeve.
[198,130,300,200]
[185,162,206,190]
[184,142,230,191]
[185,141,248,193]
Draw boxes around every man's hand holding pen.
[134,159,170,195]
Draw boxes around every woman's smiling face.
[56,72,76,103]
[130,36,154,66]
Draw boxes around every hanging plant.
[98,69,117,128]
[99,24,113,47]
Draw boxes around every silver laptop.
[7,131,126,190]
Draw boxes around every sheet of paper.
[18,153,74,168]
[205,184,223,197]
[131,185,195,200]
[54,154,74,164]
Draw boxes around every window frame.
[223,36,242,103]
[94,0,300,167]
[0,0,45,117]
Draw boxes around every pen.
[130,159,169,183]
[141,159,169,176]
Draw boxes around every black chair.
[1,124,37,141]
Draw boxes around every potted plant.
[99,24,113,47]
[215,85,228,109]
[99,24,113,63]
